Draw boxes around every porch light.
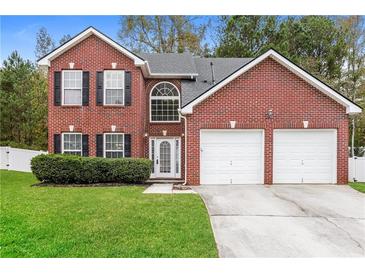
[69,125,74,132]
[230,121,236,129]
[162,130,167,136]
[303,121,309,128]
[69,62,75,69]
[267,109,273,119]
[112,62,117,69]
[111,125,116,132]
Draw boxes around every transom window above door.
[104,70,124,105]
[150,82,180,122]
[62,70,82,105]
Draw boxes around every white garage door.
[200,130,264,184]
[273,130,337,184]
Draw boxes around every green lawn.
[0,170,217,258]
[349,182,365,193]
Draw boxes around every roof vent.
[210,62,215,84]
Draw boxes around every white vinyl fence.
[349,157,365,182]
[0,147,47,172]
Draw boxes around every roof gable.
[181,49,362,115]
[37,27,145,66]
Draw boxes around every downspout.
[178,109,188,185]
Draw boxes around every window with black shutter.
[82,135,89,156]
[96,134,104,157]
[124,71,131,106]
[82,72,89,106]
[54,134,61,153]
[124,134,131,157]
[96,72,104,105]
[54,72,61,106]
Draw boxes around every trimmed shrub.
[31,154,152,184]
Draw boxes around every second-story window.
[62,70,82,105]
[150,82,180,122]
[104,70,124,105]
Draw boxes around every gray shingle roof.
[181,57,252,106]
[139,52,198,75]
[140,52,252,106]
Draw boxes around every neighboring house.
[38,27,362,185]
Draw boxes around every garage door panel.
[200,130,263,185]
[273,130,336,184]
[201,160,261,171]
[202,145,260,156]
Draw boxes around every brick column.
[264,124,273,184]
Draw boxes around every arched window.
[150,82,180,122]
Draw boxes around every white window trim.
[62,70,83,106]
[103,70,125,106]
[61,132,82,155]
[103,132,125,158]
[149,81,181,123]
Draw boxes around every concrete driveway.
[195,185,365,257]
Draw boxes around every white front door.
[150,138,181,178]
[273,130,337,184]
[200,130,264,184]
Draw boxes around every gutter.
[178,109,188,185]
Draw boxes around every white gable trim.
[37,27,145,67]
[181,49,362,115]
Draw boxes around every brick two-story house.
[38,27,361,185]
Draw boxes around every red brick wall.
[185,57,349,185]
[48,34,146,157]
[48,35,185,178]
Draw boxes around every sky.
[0,15,218,64]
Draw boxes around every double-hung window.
[104,71,124,105]
[62,133,82,155]
[62,70,82,105]
[104,133,124,158]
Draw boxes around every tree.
[35,27,55,59]
[0,51,48,149]
[338,16,365,154]
[216,16,348,86]
[59,34,72,45]
[274,16,348,86]
[118,16,209,55]
[216,16,279,58]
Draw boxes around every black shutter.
[82,135,89,157]
[82,72,89,106]
[124,71,131,106]
[96,71,103,106]
[124,134,131,157]
[54,134,61,154]
[54,71,61,106]
[96,134,103,157]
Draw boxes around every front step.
[146,179,185,184]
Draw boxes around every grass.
[0,170,217,258]
[349,182,365,193]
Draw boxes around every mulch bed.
[32,182,151,188]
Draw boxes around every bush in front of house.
[31,154,152,184]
